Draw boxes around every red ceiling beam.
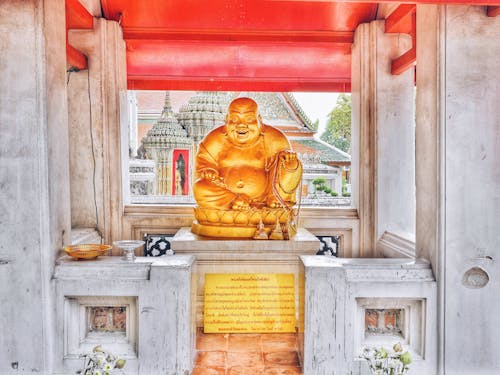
[66,0,93,29]
[102,1,377,30]
[66,42,88,70]
[126,40,351,78]
[385,4,416,33]
[122,28,354,44]
[274,0,500,4]
[487,6,500,15]
[391,48,416,75]
[126,39,351,92]
[65,0,93,70]
[128,77,350,93]
[385,5,416,76]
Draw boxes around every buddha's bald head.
[228,97,259,114]
[225,97,263,146]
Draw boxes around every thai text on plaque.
[204,274,296,333]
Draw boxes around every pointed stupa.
[176,91,231,143]
[142,91,193,152]
[141,92,193,195]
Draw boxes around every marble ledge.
[54,254,195,281]
[300,255,435,282]
[172,227,320,253]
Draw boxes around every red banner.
[172,149,189,195]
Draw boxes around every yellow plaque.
[204,274,296,333]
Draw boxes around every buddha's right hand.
[199,168,219,182]
[231,196,250,210]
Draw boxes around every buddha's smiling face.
[225,98,262,146]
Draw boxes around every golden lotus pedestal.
[192,206,296,239]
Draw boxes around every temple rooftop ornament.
[176,92,231,144]
[142,91,192,151]
[142,92,193,195]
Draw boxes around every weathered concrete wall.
[442,6,500,374]
[0,0,70,373]
[68,19,127,244]
[67,69,104,229]
[416,5,442,278]
[67,67,105,230]
[417,5,500,374]
[373,22,415,246]
[351,22,376,255]
[352,21,415,257]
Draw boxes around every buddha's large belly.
[221,166,268,199]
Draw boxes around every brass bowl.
[64,244,112,260]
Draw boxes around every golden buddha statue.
[192,97,303,239]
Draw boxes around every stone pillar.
[128,91,139,157]
[416,5,500,374]
[68,18,127,246]
[0,0,70,373]
[351,21,415,257]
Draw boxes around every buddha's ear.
[258,114,264,131]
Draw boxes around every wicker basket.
[64,244,112,260]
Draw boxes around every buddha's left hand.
[279,150,299,170]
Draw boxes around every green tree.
[320,94,351,153]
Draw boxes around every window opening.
[127,91,352,208]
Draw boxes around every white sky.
[292,92,339,137]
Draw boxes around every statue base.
[172,227,320,328]
[192,221,264,238]
[192,206,295,239]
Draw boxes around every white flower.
[103,362,113,371]
[360,343,411,375]
[93,370,101,375]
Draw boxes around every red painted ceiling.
[66,0,499,91]
[100,0,379,92]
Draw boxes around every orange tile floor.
[192,329,303,375]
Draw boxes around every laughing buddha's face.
[225,98,262,146]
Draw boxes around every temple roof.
[239,92,312,132]
[291,138,351,164]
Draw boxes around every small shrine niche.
[88,306,127,333]
[365,308,403,337]
[356,298,426,359]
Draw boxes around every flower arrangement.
[78,345,126,375]
[360,342,412,375]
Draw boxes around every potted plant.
[79,345,126,375]
[360,342,412,375]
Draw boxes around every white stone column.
[68,18,127,246]
[416,5,500,374]
[351,21,415,257]
[128,91,139,157]
[0,0,70,373]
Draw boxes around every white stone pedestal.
[53,255,195,375]
[172,227,320,327]
[300,256,437,375]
